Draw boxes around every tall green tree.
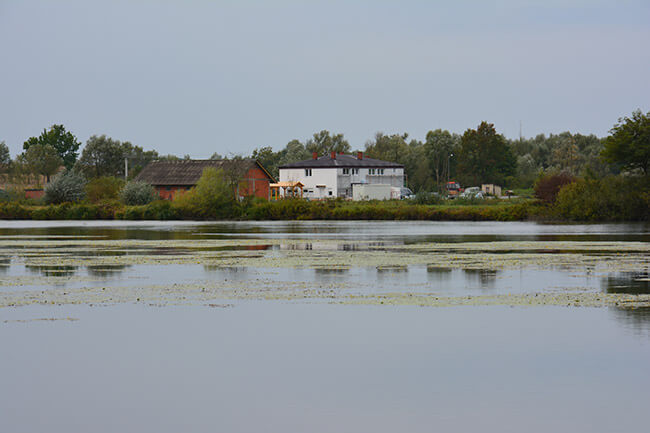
[0,141,10,172]
[602,110,650,175]
[23,124,80,169]
[365,133,409,164]
[457,122,516,186]
[305,130,350,155]
[76,135,126,178]
[19,144,63,182]
[424,129,459,191]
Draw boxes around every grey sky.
[2,0,649,158]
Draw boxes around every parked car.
[399,187,415,200]
[460,186,484,199]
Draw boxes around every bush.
[120,181,158,205]
[554,176,649,221]
[85,177,125,203]
[534,172,575,203]
[173,167,237,218]
[44,170,86,204]
[410,191,443,205]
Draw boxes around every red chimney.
[312,152,318,160]
[338,151,344,155]
[330,151,336,160]
[357,151,363,160]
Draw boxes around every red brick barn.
[134,159,275,200]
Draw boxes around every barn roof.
[135,159,274,186]
[278,153,403,169]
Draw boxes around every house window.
[378,169,384,175]
[305,169,312,176]
[369,168,376,175]
[352,168,359,175]
[328,191,332,196]
[342,168,350,175]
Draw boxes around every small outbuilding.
[135,159,275,200]
[481,184,502,197]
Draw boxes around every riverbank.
[1,192,648,222]
[0,198,549,222]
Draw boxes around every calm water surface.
[1,220,649,433]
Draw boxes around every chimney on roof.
[357,151,363,160]
[312,152,318,160]
[330,151,336,160]
[338,151,344,155]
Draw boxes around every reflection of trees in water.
[315,267,349,275]
[610,307,650,336]
[602,271,649,295]
[376,265,408,273]
[604,272,650,335]
[0,256,10,274]
[86,265,131,277]
[463,269,499,289]
[203,266,248,276]
[25,265,78,277]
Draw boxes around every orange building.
[135,159,275,200]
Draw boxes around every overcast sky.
[1,0,649,158]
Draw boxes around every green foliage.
[534,172,576,203]
[23,124,80,170]
[173,167,237,218]
[458,122,516,187]
[119,181,158,205]
[85,176,125,203]
[18,144,63,182]
[602,110,650,175]
[411,191,443,205]
[76,135,160,179]
[424,129,459,192]
[554,176,650,221]
[0,141,10,169]
[44,170,86,204]
[0,202,32,219]
[306,130,350,155]
[77,135,126,178]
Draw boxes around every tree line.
[1,110,648,194]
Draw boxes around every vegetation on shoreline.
[0,193,644,223]
[1,110,648,222]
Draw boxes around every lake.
[1,220,649,432]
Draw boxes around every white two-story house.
[278,151,405,199]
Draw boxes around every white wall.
[279,166,404,199]
[280,168,338,199]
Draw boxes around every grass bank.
[0,198,543,222]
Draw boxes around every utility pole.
[124,157,128,180]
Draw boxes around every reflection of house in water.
[280,242,387,252]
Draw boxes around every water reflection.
[610,307,650,336]
[602,272,650,295]
[86,264,131,277]
[314,267,349,275]
[463,269,499,289]
[25,264,78,277]
[0,256,10,274]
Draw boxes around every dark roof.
[135,159,274,186]
[279,154,403,169]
